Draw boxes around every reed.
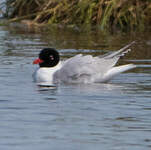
[4,0,151,31]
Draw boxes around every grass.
[3,0,151,31]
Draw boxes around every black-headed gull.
[33,42,136,84]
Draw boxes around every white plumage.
[33,42,136,84]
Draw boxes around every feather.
[100,41,135,59]
[54,42,136,83]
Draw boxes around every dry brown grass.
[5,0,151,31]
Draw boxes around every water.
[0,24,151,150]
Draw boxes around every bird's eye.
[50,55,54,60]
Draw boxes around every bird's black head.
[33,48,60,67]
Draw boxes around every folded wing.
[54,42,136,83]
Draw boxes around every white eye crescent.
[50,55,54,60]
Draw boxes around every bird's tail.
[102,64,136,82]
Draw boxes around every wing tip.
[102,64,136,82]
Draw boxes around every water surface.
[0,24,151,150]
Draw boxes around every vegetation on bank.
[3,0,151,31]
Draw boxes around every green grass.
[4,0,151,31]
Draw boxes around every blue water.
[0,25,151,150]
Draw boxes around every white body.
[33,42,136,84]
[33,62,62,83]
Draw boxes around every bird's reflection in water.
[36,82,58,99]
